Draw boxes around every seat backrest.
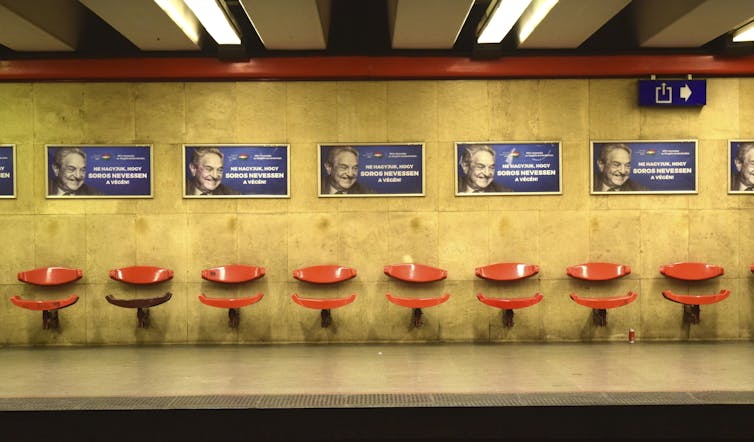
[660,262,723,280]
[109,266,174,285]
[292,265,357,284]
[17,267,83,286]
[566,262,630,281]
[384,263,447,283]
[201,265,265,283]
[475,263,539,281]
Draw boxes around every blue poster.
[319,144,424,197]
[0,145,15,198]
[183,144,289,198]
[591,141,697,194]
[729,140,754,193]
[455,142,561,195]
[46,145,152,198]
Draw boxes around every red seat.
[201,265,265,283]
[384,263,447,283]
[12,266,82,330]
[106,266,173,328]
[660,262,723,281]
[659,262,728,324]
[109,266,174,285]
[17,267,82,286]
[385,293,450,309]
[291,294,356,310]
[383,263,449,328]
[198,293,264,309]
[476,293,543,310]
[662,290,730,305]
[475,263,539,281]
[291,265,357,327]
[570,292,638,310]
[199,265,266,328]
[566,262,636,327]
[566,262,630,281]
[292,265,357,284]
[474,263,543,328]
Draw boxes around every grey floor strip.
[2,391,753,411]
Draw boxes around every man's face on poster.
[53,152,86,193]
[325,151,358,192]
[735,147,754,188]
[190,152,223,193]
[598,147,631,190]
[462,150,495,191]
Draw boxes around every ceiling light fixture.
[477,0,533,44]
[517,0,558,44]
[183,0,241,45]
[733,21,754,42]
[154,0,201,44]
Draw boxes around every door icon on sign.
[655,83,672,104]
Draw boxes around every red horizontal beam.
[2,54,754,81]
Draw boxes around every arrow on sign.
[680,84,692,101]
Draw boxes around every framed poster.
[455,141,561,195]
[183,144,289,198]
[46,144,153,198]
[318,143,424,197]
[590,140,697,194]
[0,144,15,198]
[728,140,754,193]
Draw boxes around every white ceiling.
[1,0,754,57]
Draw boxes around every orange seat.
[566,262,637,327]
[106,266,173,328]
[12,266,82,330]
[659,262,728,325]
[291,265,357,327]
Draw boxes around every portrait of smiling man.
[185,146,238,196]
[320,145,373,195]
[593,143,648,192]
[731,142,754,192]
[457,144,512,193]
[48,147,102,196]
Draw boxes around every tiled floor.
[3,342,754,441]
[2,341,754,408]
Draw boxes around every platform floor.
[2,342,754,441]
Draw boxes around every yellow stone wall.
[0,78,752,345]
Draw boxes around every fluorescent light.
[154,0,201,44]
[184,0,241,45]
[477,0,533,44]
[733,21,754,42]
[517,0,558,44]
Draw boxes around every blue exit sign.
[638,80,706,106]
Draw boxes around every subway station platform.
[1,342,753,441]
